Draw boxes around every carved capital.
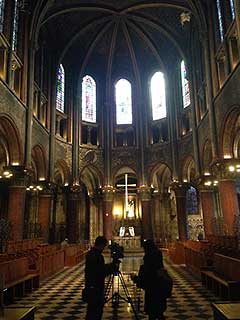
[212,159,240,180]
[102,185,116,201]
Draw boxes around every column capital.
[211,158,240,180]
[102,185,116,201]
[169,181,189,196]
[137,185,151,201]
[2,165,30,187]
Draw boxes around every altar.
[114,236,141,249]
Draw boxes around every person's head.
[94,236,108,252]
[142,239,156,253]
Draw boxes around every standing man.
[84,236,115,320]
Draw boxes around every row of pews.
[0,239,89,305]
[168,236,240,302]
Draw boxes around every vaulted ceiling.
[33,1,207,79]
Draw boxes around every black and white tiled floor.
[12,256,216,319]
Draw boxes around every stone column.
[218,179,239,235]
[8,186,26,241]
[233,0,240,52]
[7,166,28,241]
[172,183,188,241]
[138,186,153,240]
[102,186,115,241]
[212,160,240,235]
[38,192,53,242]
[199,186,215,238]
[66,187,81,243]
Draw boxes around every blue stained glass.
[151,71,166,120]
[56,64,65,112]
[12,0,19,51]
[181,60,191,108]
[229,0,235,19]
[115,79,132,125]
[186,186,198,215]
[82,75,96,123]
[0,0,5,33]
[216,0,224,41]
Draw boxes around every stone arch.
[149,163,172,193]
[220,106,240,158]
[31,144,47,181]
[0,114,23,165]
[182,156,196,183]
[54,160,71,186]
[233,129,240,158]
[113,166,137,186]
[80,164,103,194]
[202,139,212,174]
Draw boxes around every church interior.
[0,0,240,319]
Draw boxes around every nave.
[12,257,215,319]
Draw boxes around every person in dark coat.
[84,236,115,320]
[132,239,167,320]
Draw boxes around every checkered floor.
[12,256,216,319]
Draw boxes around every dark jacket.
[136,247,166,315]
[85,247,113,292]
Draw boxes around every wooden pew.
[201,253,240,300]
[0,257,39,305]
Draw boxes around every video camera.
[108,241,124,262]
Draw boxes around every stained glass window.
[56,64,65,112]
[181,60,191,108]
[82,75,96,123]
[12,0,19,51]
[229,0,235,19]
[0,0,5,33]
[115,79,132,125]
[151,71,166,120]
[216,0,224,41]
[186,186,198,215]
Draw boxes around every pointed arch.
[54,159,71,186]
[31,145,47,181]
[80,164,103,194]
[149,163,172,193]
[220,106,240,158]
[182,156,196,183]
[0,114,23,165]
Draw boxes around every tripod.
[105,270,139,320]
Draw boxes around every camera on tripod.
[108,241,124,263]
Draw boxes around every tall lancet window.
[0,0,5,33]
[229,0,235,19]
[115,79,132,125]
[12,0,19,51]
[82,75,96,123]
[56,64,65,112]
[181,60,191,108]
[216,0,224,41]
[151,71,166,120]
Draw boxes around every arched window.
[186,186,198,214]
[115,79,132,125]
[82,75,96,123]
[216,0,224,41]
[229,0,235,19]
[0,0,5,33]
[12,0,19,50]
[181,60,191,108]
[56,64,65,112]
[150,71,166,120]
